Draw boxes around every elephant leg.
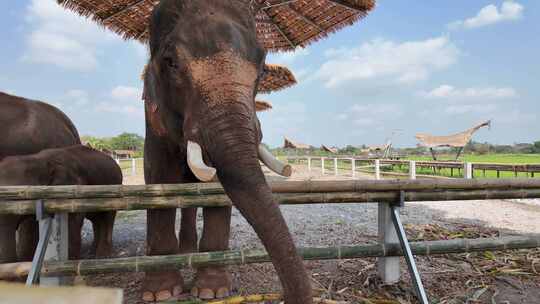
[87,211,116,258]
[0,215,18,264]
[192,206,232,300]
[142,131,186,302]
[68,213,84,260]
[16,216,38,261]
[179,208,198,254]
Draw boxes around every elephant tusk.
[258,144,292,177]
[187,141,217,182]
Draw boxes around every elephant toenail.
[216,287,230,299]
[198,288,215,300]
[142,292,155,302]
[155,290,172,301]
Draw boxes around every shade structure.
[56,0,376,52]
[255,100,273,112]
[258,64,297,93]
[321,144,338,153]
[284,137,311,149]
[416,120,491,148]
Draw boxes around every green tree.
[533,141,540,153]
[109,133,144,151]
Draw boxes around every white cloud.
[421,85,518,100]
[95,102,144,118]
[444,104,498,115]
[259,102,308,146]
[448,1,524,30]
[339,103,403,127]
[270,48,310,65]
[315,36,459,88]
[22,0,119,71]
[111,86,143,101]
[64,89,89,106]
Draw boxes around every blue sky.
[1,0,538,148]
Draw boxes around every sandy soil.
[77,164,540,303]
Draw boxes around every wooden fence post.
[334,158,338,176]
[375,159,381,180]
[41,213,69,286]
[307,157,311,173]
[464,162,473,179]
[351,158,356,178]
[321,157,326,175]
[409,161,416,180]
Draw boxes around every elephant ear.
[142,64,168,137]
[47,158,84,186]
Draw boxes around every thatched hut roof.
[283,137,311,149]
[259,64,297,93]
[255,100,273,112]
[141,63,295,93]
[57,0,375,52]
[321,144,338,154]
[416,120,491,148]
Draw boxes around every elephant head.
[143,0,311,302]
[0,154,83,186]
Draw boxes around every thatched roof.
[141,63,295,93]
[283,137,310,149]
[416,120,491,148]
[56,0,375,52]
[321,144,338,153]
[255,100,273,112]
[259,64,297,93]
[367,144,389,151]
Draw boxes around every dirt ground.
[79,164,540,303]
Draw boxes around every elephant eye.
[163,57,178,69]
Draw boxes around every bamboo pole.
[2,179,540,201]
[2,189,540,215]
[0,236,537,280]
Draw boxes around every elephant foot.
[142,271,183,302]
[191,267,231,300]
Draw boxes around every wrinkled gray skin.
[142,0,312,302]
[0,145,122,266]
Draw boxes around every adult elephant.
[0,145,121,264]
[0,91,81,261]
[142,1,311,303]
[0,92,81,159]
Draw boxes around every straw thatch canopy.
[141,63,294,93]
[255,100,273,112]
[258,64,297,93]
[284,137,310,149]
[57,0,375,52]
[416,120,491,148]
[321,144,338,154]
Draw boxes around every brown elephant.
[0,91,82,262]
[0,145,122,266]
[141,1,311,303]
[0,92,81,160]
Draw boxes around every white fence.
[114,158,142,176]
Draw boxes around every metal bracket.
[26,200,52,285]
[390,191,429,304]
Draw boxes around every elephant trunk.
[201,104,313,304]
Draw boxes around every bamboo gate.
[1,179,540,303]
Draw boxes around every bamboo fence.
[2,180,540,215]
[0,236,537,280]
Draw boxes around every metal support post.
[390,191,429,304]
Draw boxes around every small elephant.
[0,145,122,265]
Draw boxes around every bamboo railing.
[0,235,537,280]
[2,179,540,215]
